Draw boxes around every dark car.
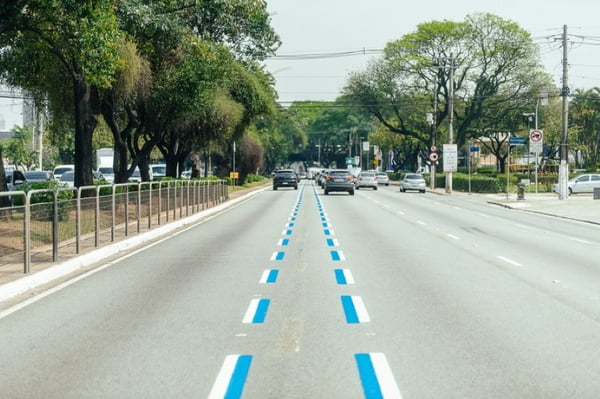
[324,169,355,195]
[24,170,54,182]
[273,169,298,190]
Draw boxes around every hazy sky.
[264,0,600,104]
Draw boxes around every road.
[2,180,600,398]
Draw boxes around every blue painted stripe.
[280,239,289,246]
[284,230,292,235]
[355,354,384,399]
[274,252,285,261]
[330,250,344,261]
[253,299,270,323]
[286,223,295,227]
[324,229,331,236]
[267,269,279,283]
[341,295,359,323]
[225,355,253,399]
[322,222,330,227]
[335,269,347,284]
[326,238,335,247]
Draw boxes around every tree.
[344,13,552,166]
[0,1,121,187]
[570,88,600,170]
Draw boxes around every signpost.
[529,129,543,194]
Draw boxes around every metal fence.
[0,179,228,274]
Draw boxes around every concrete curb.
[0,187,268,303]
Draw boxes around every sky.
[264,0,600,104]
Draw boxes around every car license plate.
[334,178,345,182]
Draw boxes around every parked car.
[273,169,298,190]
[24,170,54,182]
[151,164,167,179]
[355,171,378,190]
[52,164,74,181]
[59,171,75,188]
[5,170,28,190]
[552,173,600,195]
[399,173,426,193]
[376,171,390,186]
[97,166,114,183]
[324,169,355,195]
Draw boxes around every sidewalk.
[434,188,600,225]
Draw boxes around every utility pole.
[430,67,438,190]
[446,54,454,194]
[558,25,570,200]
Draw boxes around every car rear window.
[329,171,350,176]
[360,172,375,177]
[406,174,421,179]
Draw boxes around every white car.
[553,174,600,195]
[53,164,74,181]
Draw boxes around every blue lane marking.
[324,229,331,236]
[330,250,344,261]
[272,252,285,261]
[326,238,336,247]
[335,269,347,284]
[266,269,279,283]
[289,217,296,221]
[225,355,253,399]
[253,299,270,323]
[322,222,330,228]
[279,239,289,246]
[341,295,359,323]
[283,230,292,235]
[286,223,295,227]
[355,354,384,399]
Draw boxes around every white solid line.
[497,255,522,267]
[208,355,239,399]
[370,353,403,399]
[568,237,593,245]
[352,296,370,323]
[242,299,260,323]
[446,233,460,240]
[417,220,426,226]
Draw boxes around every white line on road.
[568,237,594,245]
[497,256,522,267]
[446,233,460,240]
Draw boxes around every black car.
[273,169,298,190]
[323,169,355,195]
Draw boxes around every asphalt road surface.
[2,180,600,398]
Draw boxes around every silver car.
[553,173,600,195]
[376,171,390,186]
[355,171,378,190]
[399,173,426,193]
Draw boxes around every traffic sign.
[509,136,525,145]
[529,129,543,142]
[529,129,543,154]
[429,152,439,162]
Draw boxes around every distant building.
[0,84,34,140]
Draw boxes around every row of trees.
[0,0,306,188]
[286,13,600,174]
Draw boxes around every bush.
[11,180,74,221]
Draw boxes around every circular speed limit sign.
[429,152,439,162]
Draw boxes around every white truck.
[96,148,114,183]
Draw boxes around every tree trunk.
[73,78,97,188]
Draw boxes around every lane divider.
[330,250,345,261]
[259,269,279,284]
[334,269,355,285]
[355,353,402,399]
[270,252,285,261]
[242,298,270,323]
[341,295,370,323]
[208,354,253,399]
